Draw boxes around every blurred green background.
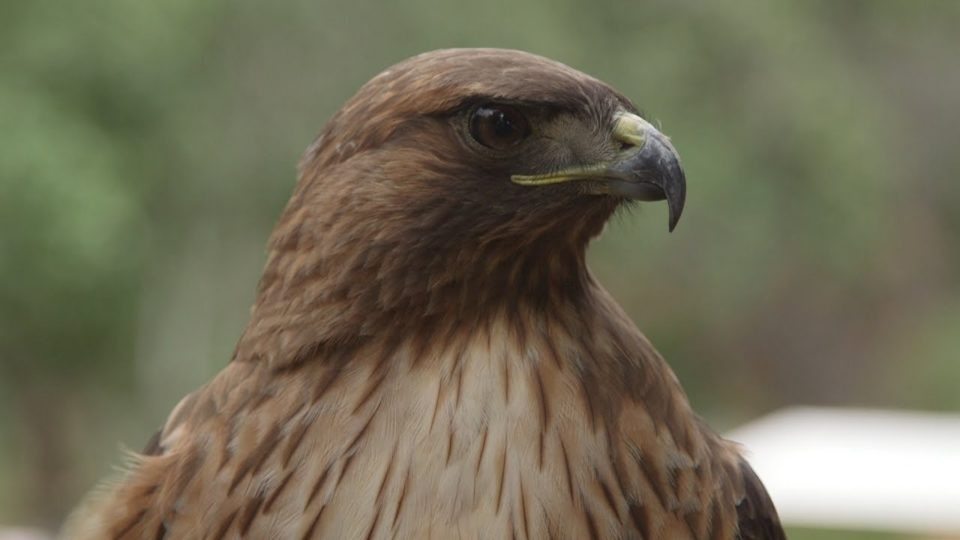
[2,0,959,536]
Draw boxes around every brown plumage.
[65,48,784,539]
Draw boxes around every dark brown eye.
[469,104,530,149]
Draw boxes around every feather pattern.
[63,48,783,539]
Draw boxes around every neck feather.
[234,162,619,369]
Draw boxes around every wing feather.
[735,457,786,540]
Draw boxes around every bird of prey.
[65,48,784,539]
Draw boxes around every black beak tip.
[605,124,687,232]
[667,187,685,232]
[665,164,686,233]
[639,133,686,233]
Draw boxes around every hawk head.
[245,48,686,365]
[300,48,685,234]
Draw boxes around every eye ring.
[468,104,531,150]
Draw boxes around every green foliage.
[787,526,909,540]
[2,0,958,531]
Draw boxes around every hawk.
[65,48,784,539]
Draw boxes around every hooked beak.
[511,111,687,231]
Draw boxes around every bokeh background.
[2,0,959,537]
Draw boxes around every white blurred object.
[727,406,960,534]
[0,528,51,540]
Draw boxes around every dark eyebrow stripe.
[437,94,583,118]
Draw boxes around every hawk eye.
[469,104,530,149]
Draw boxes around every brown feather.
[63,48,783,539]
